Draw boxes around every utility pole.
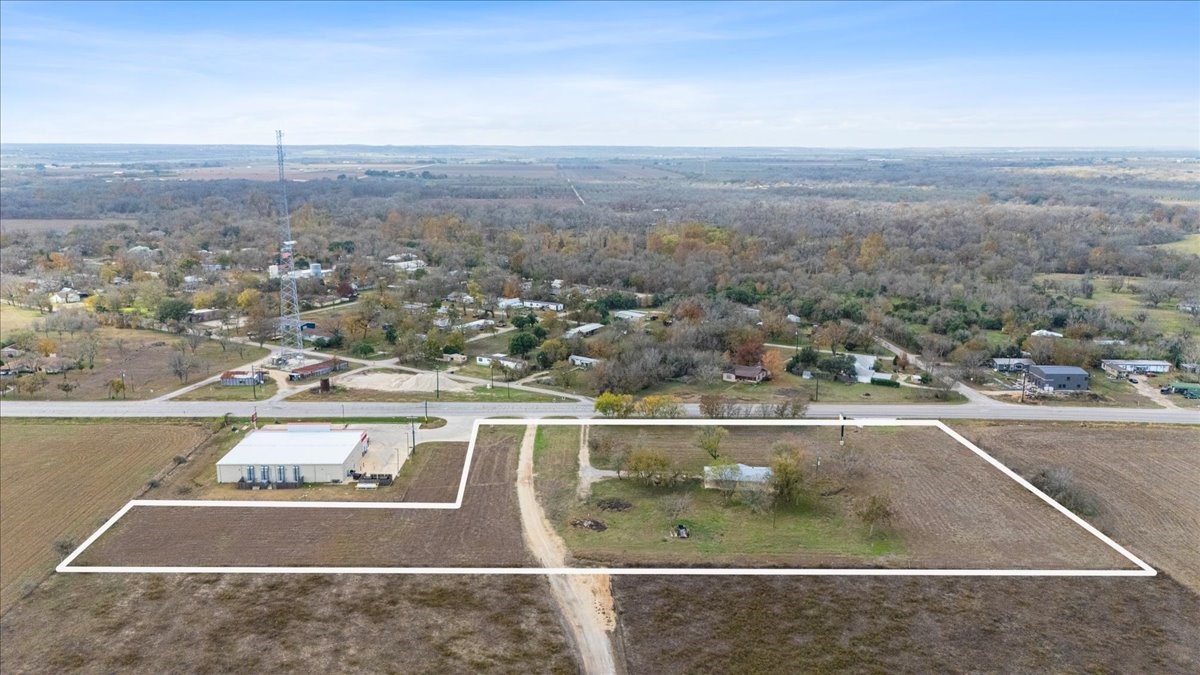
[1019,368,1028,403]
[410,419,416,452]
[435,367,440,400]
[423,400,428,423]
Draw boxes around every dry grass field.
[73,427,531,568]
[957,422,1200,592]
[613,574,1200,673]
[0,303,40,341]
[0,573,576,674]
[0,421,212,613]
[1,327,267,400]
[583,425,1134,569]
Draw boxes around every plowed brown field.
[0,573,575,674]
[613,574,1200,673]
[958,422,1200,590]
[0,422,211,613]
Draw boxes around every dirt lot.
[1,327,267,400]
[0,573,576,674]
[583,424,1134,569]
[395,442,470,502]
[0,421,213,613]
[73,427,532,568]
[613,574,1200,673]
[957,422,1200,592]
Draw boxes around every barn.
[216,424,368,484]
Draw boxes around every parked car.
[1129,378,1139,384]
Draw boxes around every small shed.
[288,358,350,381]
[221,370,265,386]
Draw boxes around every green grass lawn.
[173,378,278,401]
[453,362,503,380]
[1146,233,1200,256]
[1036,273,1194,334]
[534,425,581,524]
[285,383,569,403]
[0,303,41,342]
[465,331,516,358]
[560,478,901,566]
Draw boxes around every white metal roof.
[704,463,772,483]
[565,322,603,337]
[217,429,364,466]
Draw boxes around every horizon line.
[2,142,1197,152]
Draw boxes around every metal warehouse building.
[216,425,368,484]
[1027,365,1090,392]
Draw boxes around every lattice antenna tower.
[274,130,305,367]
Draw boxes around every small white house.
[1030,329,1064,338]
[565,322,604,338]
[703,463,772,490]
[388,258,427,272]
[523,299,564,312]
[216,425,368,484]
[49,288,82,305]
[1100,360,1172,376]
[613,309,647,321]
[475,353,525,370]
[497,297,524,309]
[455,319,495,332]
[569,354,602,368]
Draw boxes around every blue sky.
[1,1,1197,147]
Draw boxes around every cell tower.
[274,130,305,367]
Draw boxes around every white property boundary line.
[58,418,1156,577]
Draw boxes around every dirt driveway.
[516,424,617,675]
[1129,377,1179,408]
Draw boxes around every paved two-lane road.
[1,400,1195,424]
